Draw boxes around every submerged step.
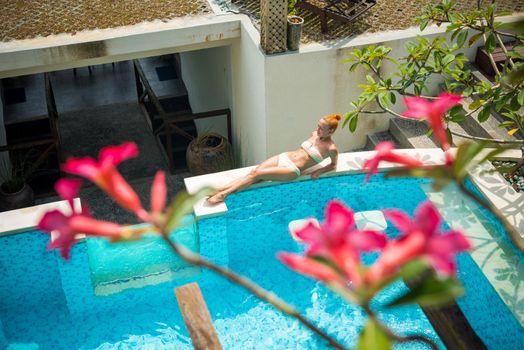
[86,216,200,296]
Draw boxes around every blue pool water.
[1,174,523,349]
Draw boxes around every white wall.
[179,46,232,138]
[229,22,268,165]
[264,47,378,154]
[259,23,496,156]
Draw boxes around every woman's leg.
[207,156,297,204]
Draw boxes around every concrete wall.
[179,46,232,138]
[260,24,492,156]
[229,22,268,165]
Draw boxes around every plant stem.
[458,181,524,252]
[362,304,439,350]
[160,230,347,350]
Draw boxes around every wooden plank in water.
[174,282,222,350]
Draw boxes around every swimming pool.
[1,174,523,349]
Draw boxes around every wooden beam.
[174,283,222,350]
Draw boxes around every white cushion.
[354,210,387,231]
[288,218,320,242]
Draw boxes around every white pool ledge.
[0,198,82,236]
[185,147,524,239]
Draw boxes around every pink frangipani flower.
[403,92,463,151]
[363,142,423,181]
[279,201,387,288]
[365,201,471,284]
[63,142,148,221]
[38,178,131,259]
[151,170,167,216]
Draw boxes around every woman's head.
[317,114,341,138]
[322,114,341,131]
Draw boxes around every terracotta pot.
[186,133,234,175]
[0,183,35,212]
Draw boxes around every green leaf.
[389,92,396,105]
[387,275,464,308]
[453,141,488,179]
[518,90,524,105]
[485,33,496,53]
[419,18,430,31]
[165,187,213,231]
[477,106,491,123]
[442,54,455,66]
[509,96,522,111]
[399,259,431,281]
[457,29,468,47]
[356,319,391,350]
[349,114,359,132]
[468,32,483,46]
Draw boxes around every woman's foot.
[207,191,226,204]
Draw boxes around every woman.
[207,114,340,204]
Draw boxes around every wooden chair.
[133,58,232,174]
[296,0,377,33]
[0,73,62,194]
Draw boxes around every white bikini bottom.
[278,153,301,176]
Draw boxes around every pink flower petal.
[434,93,463,117]
[414,201,441,236]
[427,231,471,256]
[382,153,423,167]
[295,221,324,243]
[365,231,426,284]
[107,170,146,218]
[38,210,76,260]
[347,230,387,252]
[403,97,431,119]
[383,209,413,233]
[55,178,82,209]
[375,141,395,152]
[69,216,125,238]
[325,200,355,233]
[99,142,139,166]
[278,252,342,283]
[63,158,100,183]
[151,171,167,214]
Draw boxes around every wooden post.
[174,283,222,350]
[260,0,288,54]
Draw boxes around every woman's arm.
[310,147,338,179]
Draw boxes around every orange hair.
[322,114,342,130]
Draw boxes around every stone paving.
[0,0,212,42]
[226,0,524,43]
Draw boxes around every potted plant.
[186,133,236,175]
[0,150,36,211]
[287,0,304,51]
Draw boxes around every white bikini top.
[301,140,323,163]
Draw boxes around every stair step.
[459,97,514,142]
[389,118,438,149]
[447,119,472,146]
[461,64,517,141]
[364,131,401,150]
